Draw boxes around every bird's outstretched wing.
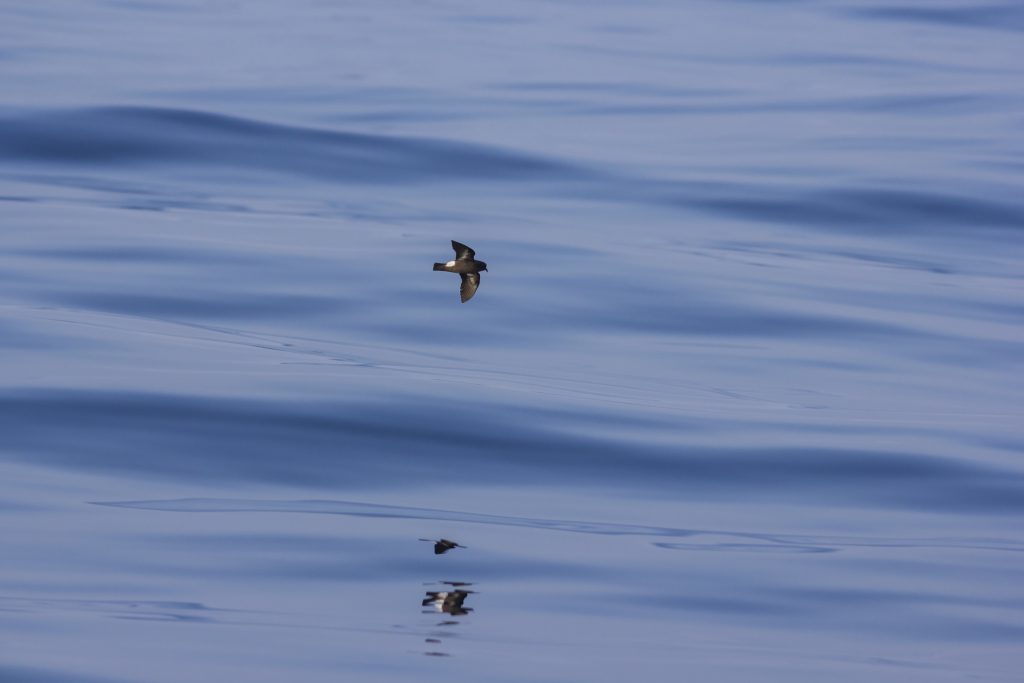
[459,272,480,303]
[451,240,475,261]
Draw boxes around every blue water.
[2,1,1023,681]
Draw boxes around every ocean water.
[1,1,1023,681]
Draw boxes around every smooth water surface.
[1,1,1023,681]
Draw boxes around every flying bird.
[433,240,488,303]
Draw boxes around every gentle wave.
[0,664,133,683]
[94,497,1024,555]
[3,106,1021,240]
[688,187,1024,233]
[0,106,578,184]
[851,4,1024,32]
[2,387,1019,514]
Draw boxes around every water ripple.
[852,4,1024,32]
[0,665,134,683]
[1,387,1020,514]
[95,497,1024,555]
[689,186,1024,233]
[0,106,580,184]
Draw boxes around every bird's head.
[479,261,488,272]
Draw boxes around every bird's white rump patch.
[445,260,456,267]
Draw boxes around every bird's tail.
[432,263,446,271]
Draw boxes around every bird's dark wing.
[451,240,475,261]
[459,272,480,303]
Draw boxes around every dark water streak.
[0,107,576,183]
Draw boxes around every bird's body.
[433,240,487,302]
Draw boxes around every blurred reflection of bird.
[422,589,474,616]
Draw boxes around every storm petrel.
[433,240,488,303]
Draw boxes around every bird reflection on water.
[419,581,476,657]
[422,586,475,616]
[418,538,474,655]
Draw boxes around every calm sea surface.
[2,1,1023,681]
